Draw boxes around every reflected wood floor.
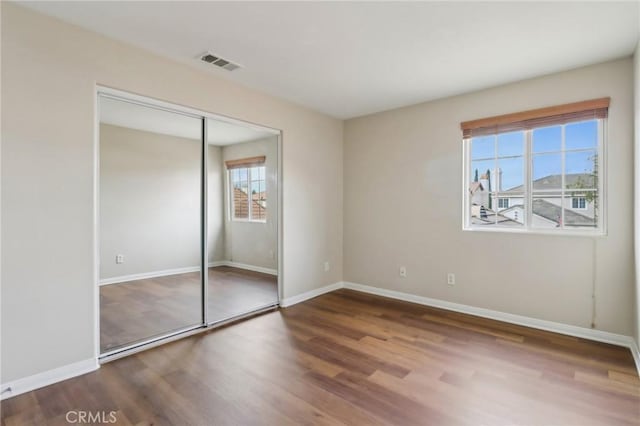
[100,266,278,352]
[3,289,639,425]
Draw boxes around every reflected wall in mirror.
[207,118,279,324]
[99,96,203,352]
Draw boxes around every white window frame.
[462,119,606,236]
[229,166,267,223]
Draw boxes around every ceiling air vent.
[199,52,241,71]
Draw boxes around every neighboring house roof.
[502,173,595,193]
[469,181,484,194]
[531,198,593,226]
[476,200,593,227]
[500,204,524,214]
[234,187,266,219]
[470,206,522,227]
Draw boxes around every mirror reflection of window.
[209,118,279,325]
[230,165,266,221]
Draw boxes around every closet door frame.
[94,86,282,363]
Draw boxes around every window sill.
[231,219,267,224]
[462,225,606,238]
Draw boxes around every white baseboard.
[1,358,99,400]
[100,261,277,286]
[100,266,201,286]
[221,261,277,276]
[343,282,631,346]
[280,282,344,308]
[342,281,640,374]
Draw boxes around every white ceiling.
[22,1,640,119]
[100,97,273,145]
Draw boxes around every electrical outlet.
[447,273,455,286]
[399,266,407,278]
[116,254,124,264]
[324,261,330,272]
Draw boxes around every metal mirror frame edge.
[94,85,283,362]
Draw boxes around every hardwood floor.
[100,266,278,352]
[3,289,639,425]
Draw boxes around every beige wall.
[221,137,278,271]
[101,123,232,279]
[100,124,204,279]
[344,58,634,335]
[1,3,343,383]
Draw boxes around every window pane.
[234,191,249,219]
[533,125,561,153]
[469,158,494,225]
[565,150,597,189]
[469,163,524,228]
[471,136,495,160]
[251,182,266,221]
[565,120,597,150]
[232,168,249,191]
[495,154,524,225]
[469,201,524,227]
[471,159,495,188]
[532,153,562,190]
[249,166,267,221]
[259,181,266,200]
[497,157,524,192]
[232,168,249,219]
[497,193,524,225]
[497,131,524,157]
[563,191,597,229]
[531,196,562,228]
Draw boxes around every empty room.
[1,1,639,425]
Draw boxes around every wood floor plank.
[100,266,278,352]
[2,288,638,425]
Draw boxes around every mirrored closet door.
[98,91,280,357]
[99,95,204,353]
[206,118,279,324]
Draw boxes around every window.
[498,198,509,209]
[226,156,267,222]
[572,197,586,209]
[462,98,607,234]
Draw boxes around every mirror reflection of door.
[207,118,279,324]
[99,95,204,353]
